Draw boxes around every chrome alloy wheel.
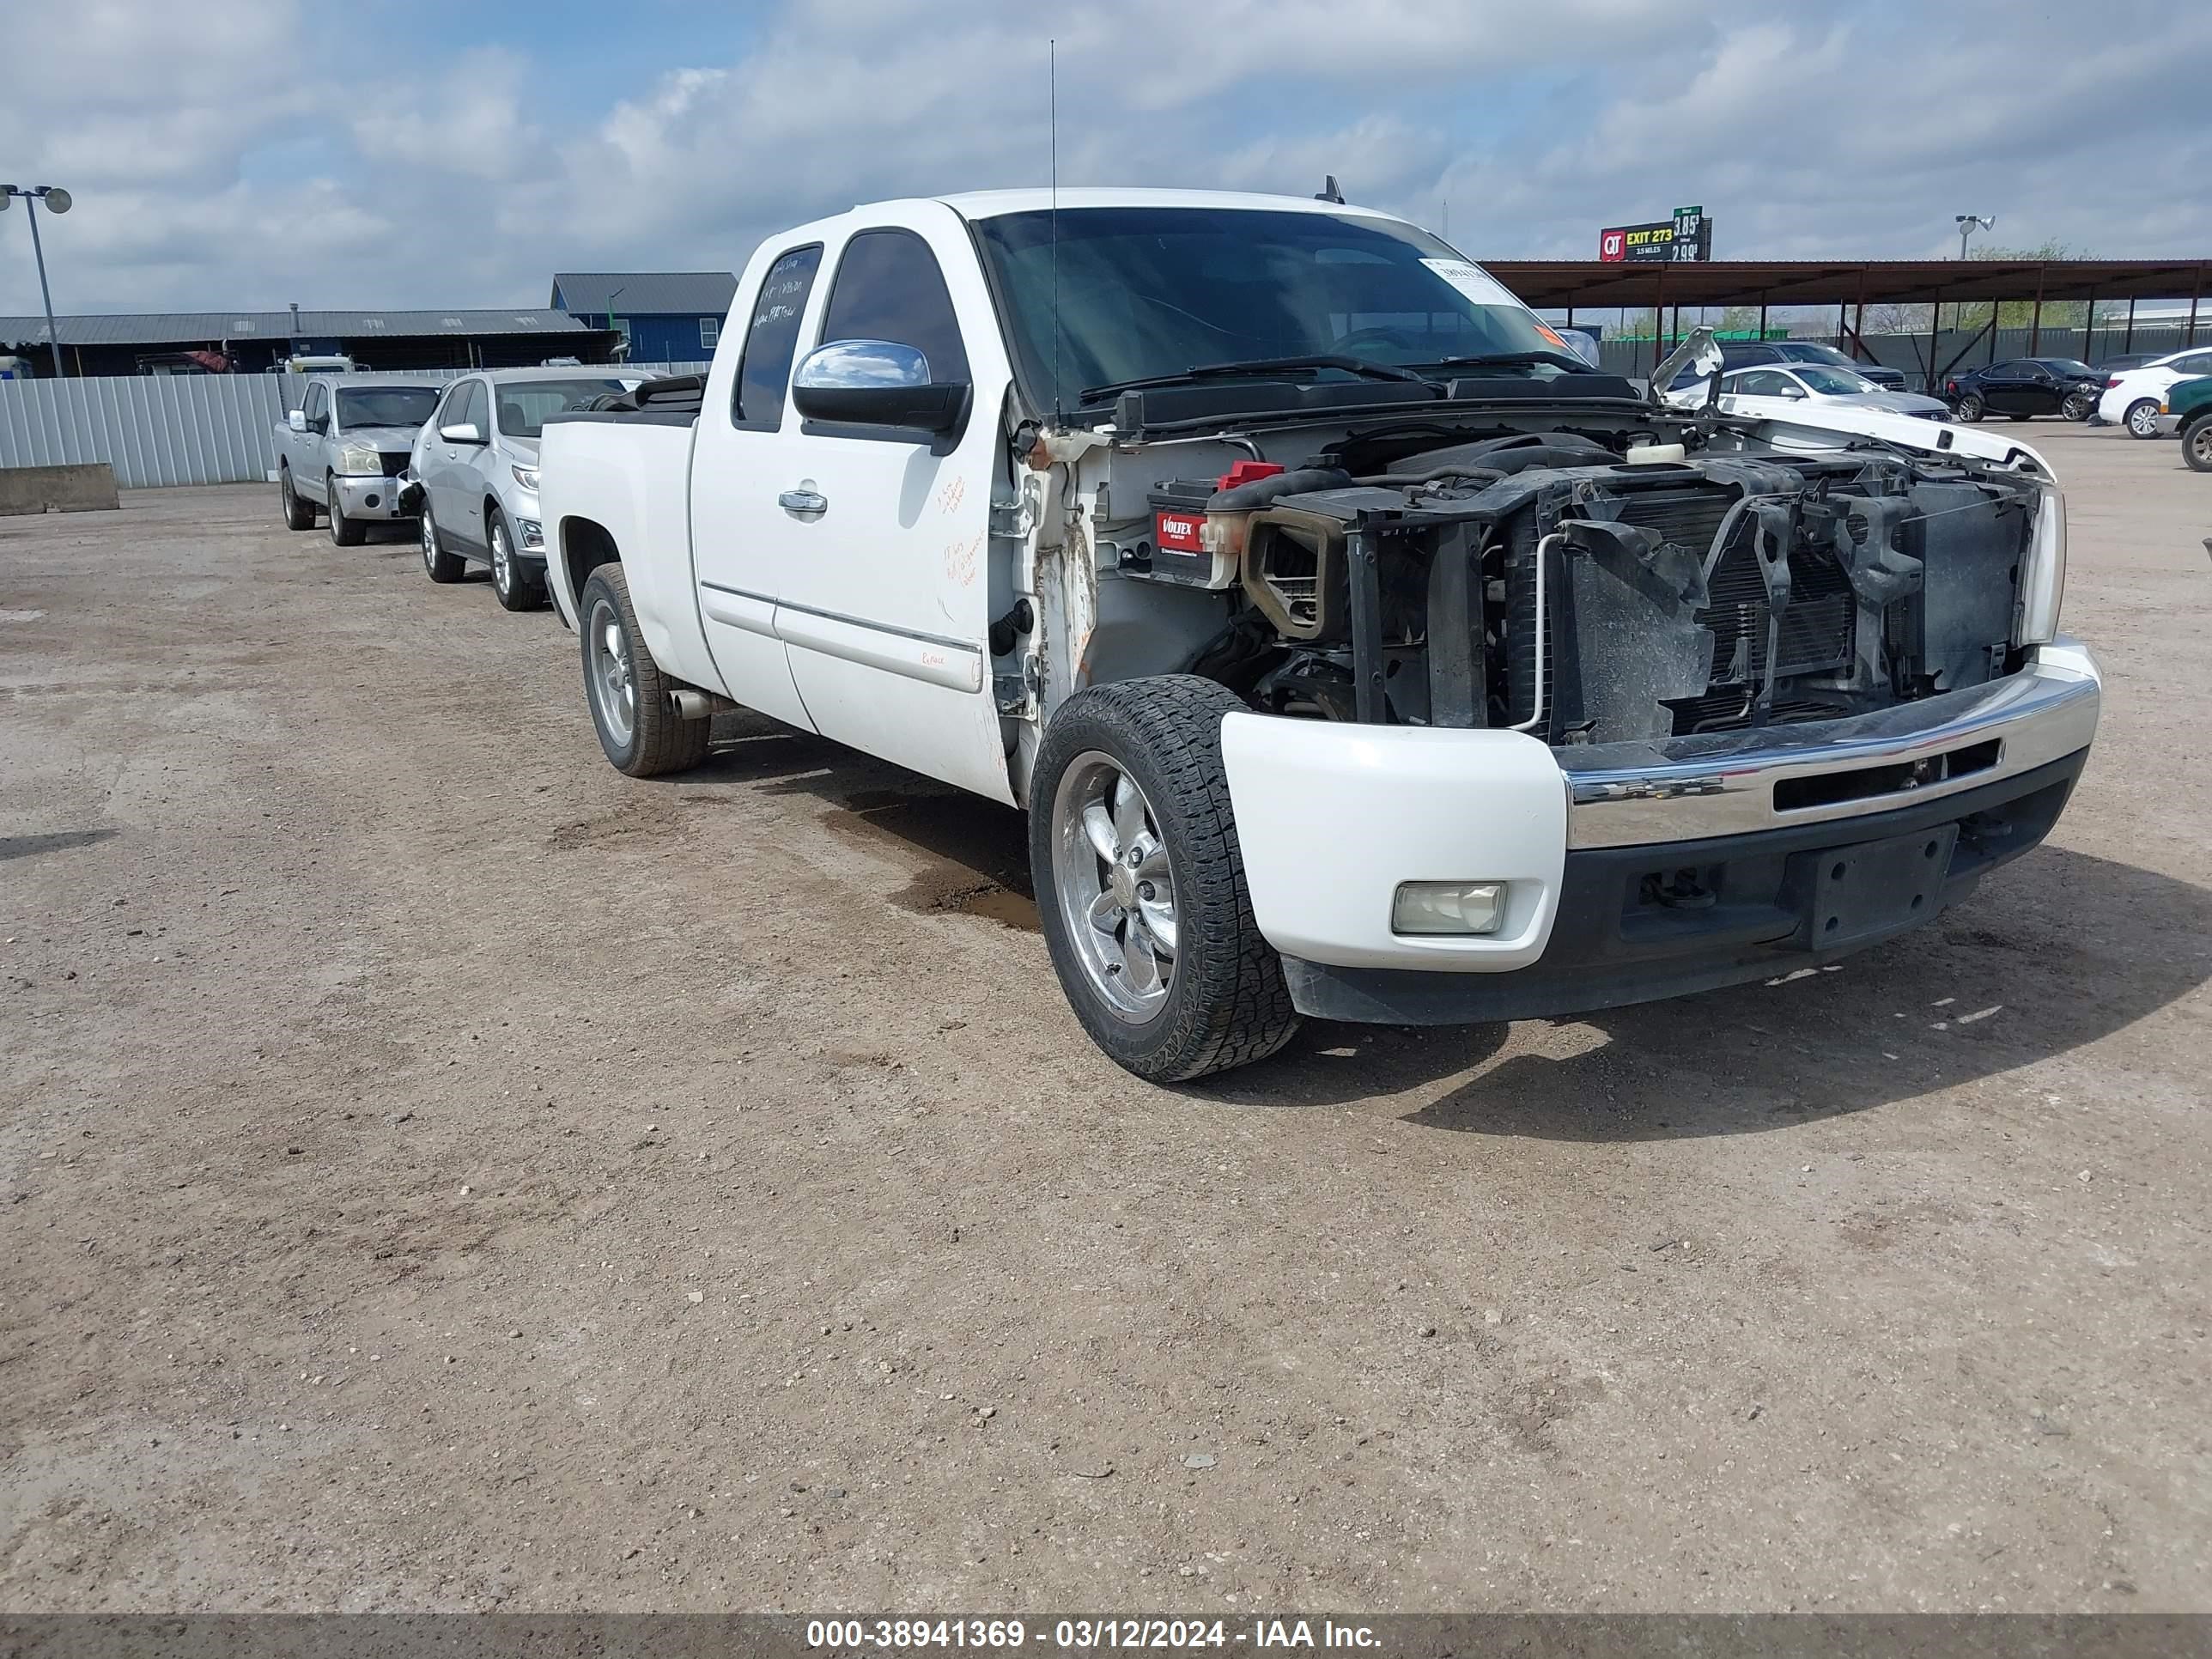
[420,510,439,571]
[1051,751,1178,1022]
[491,518,512,592]
[586,596,636,747]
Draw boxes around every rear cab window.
[732,245,824,431]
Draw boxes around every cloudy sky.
[4,0,2209,318]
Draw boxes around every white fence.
[0,364,710,490]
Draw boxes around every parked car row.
[271,368,639,605]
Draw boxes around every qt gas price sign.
[1599,205,1711,264]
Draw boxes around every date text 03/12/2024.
[804,1620,1381,1650]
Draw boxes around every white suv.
[2098,345,2212,438]
[408,368,638,609]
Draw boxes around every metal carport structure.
[1482,258,2212,389]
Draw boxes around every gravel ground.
[1,422,2207,1613]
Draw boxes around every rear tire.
[328,475,366,545]
[2185,417,2212,473]
[2124,398,2160,439]
[279,465,314,530]
[420,503,465,583]
[1029,676,1297,1083]
[1954,393,1984,422]
[578,564,710,777]
[489,507,545,611]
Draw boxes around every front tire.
[578,564,710,777]
[489,507,545,611]
[328,475,366,545]
[279,465,315,530]
[1954,393,1985,422]
[2185,418,2212,473]
[420,504,465,583]
[2063,388,2096,421]
[1029,676,1297,1083]
[2125,398,2161,439]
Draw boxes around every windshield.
[495,378,634,438]
[969,206,1571,407]
[335,387,440,429]
[1796,366,1875,395]
[2036,359,2094,377]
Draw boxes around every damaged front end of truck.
[1019,329,2069,765]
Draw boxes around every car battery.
[1135,479,1235,589]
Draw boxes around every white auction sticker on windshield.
[1421,258,1522,309]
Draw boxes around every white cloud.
[1,0,2209,320]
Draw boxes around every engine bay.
[1086,418,2042,746]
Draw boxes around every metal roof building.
[550,272,738,364]
[0,308,620,377]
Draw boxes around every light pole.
[1,185,74,378]
[605,286,627,362]
[1954,213,1994,261]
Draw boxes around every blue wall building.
[550,272,738,367]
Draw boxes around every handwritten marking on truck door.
[944,532,983,588]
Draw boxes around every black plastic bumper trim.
[1282,747,2088,1026]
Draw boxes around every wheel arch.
[561,515,621,601]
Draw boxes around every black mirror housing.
[791,379,970,435]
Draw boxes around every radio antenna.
[1049,37,1062,425]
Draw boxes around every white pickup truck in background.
[539,189,2100,1081]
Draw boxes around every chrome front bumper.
[1558,639,2101,849]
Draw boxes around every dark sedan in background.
[1942,358,2105,422]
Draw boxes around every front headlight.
[2017,483,2066,646]
[339,444,386,475]
[511,465,540,491]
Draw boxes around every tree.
[1951,240,2094,331]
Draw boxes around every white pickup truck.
[539,189,2100,1081]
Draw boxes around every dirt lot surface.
[3,422,2209,1613]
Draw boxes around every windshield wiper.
[1410,350,1595,375]
[1080,354,1432,404]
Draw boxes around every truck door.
[295,381,329,500]
[686,242,825,732]
[748,215,1012,804]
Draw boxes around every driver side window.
[818,228,969,385]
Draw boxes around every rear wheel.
[1030,676,1297,1083]
[578,564,710,777]
[279,465,314,530]
[2125,398,2161,439]
[489,507,545,611]
[419,503,465,583]
[1954,392,1985,422]
[2184,417,2212,473]
[328,475,366,545]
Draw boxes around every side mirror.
[440,422,484,446]
[288,409,307,432]
[1649,325,1723,410]
[1555,328,1601,369]
[790,339,969,435]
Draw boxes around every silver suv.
[275,377,443,544]
[407,368,636,611]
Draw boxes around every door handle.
[778,487,828,516]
